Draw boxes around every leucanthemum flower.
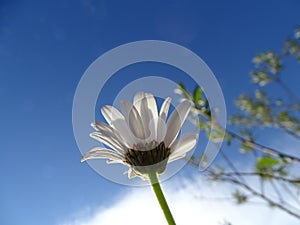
[81,92,198,179]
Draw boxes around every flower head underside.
[81,92,198,179]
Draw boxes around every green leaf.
[193,86,202,104]
[256,157,279,175]
[257,157,279,168]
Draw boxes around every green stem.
[148,172,176,225]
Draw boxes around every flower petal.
[133,92,150,133]
[121,100,146,139]
[156,117,166,143]
[91,121,127,148]
[90,132,126,154]
[164,100,193,147]
[91,121,114,133]
[159,97,171,122]
[140,96,151,137]
[145,93,158,121]
[101,105,136,146]
[107,159,125,164]
[147,118,158,142]
[142,93,159,140]
[101,105,123,125]
[168,133,197,163]
[168,153,186,163]
[170,133,198,155]
[111,118,136,146]
[81,147,124,162]
[126,168,138,179]
[133,91,145,114]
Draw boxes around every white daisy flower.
[81,92,198,179]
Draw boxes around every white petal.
[101,105,123,125]
[146,118,158,142]
[111,118,136,146]
[140,96,151,137]
[91,122,127,149]
[126,168,138,179]
[81,147,124,162]
[145,93,158,121]
[91,121,114,133]
[107,159,125,164]
[142,93,159,141]
[159,97,171,122]
[170,133,198,156]
[168,133,197,163]
[168,153,186,163]
[121,100,146,139]
[156,117,166,143]
[90,132,126,154]
[133,92,145,114]
[164,100,193,147]
[101,105,136,146]
[120,100,132,121]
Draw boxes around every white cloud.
[60,175,299,225]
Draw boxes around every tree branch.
[217,172,300,184]
[218,176,300,220]
[226,129,300,163]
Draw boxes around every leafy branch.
[178,26,300,221]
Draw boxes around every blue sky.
[1,1,300,225]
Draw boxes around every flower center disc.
[125,142,171,175]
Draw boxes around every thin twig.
[275,121,300,141]
[270,179,283,203]
[280,181,300,206]
[275,78,300,105]
[218,176,300,220]
[218,172,300,184]
[219,150,247,184]
[226,129,300,163]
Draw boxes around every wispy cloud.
[59,175,299,225]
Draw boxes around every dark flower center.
[124,142,171,175]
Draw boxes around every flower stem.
[148,172,176,225]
